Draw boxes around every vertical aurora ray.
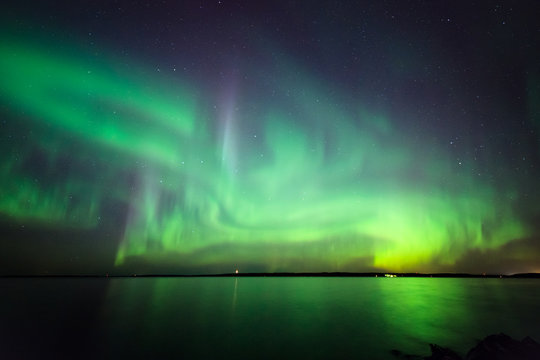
[0,33,531,273]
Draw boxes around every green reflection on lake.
[97,278,540,359]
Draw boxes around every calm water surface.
[1,277,539,359]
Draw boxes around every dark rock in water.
[391,333,540,360]
[425,344,461,360]
[390,349,424,359]
[466,333,540,360]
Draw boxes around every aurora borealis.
[1,1,539,274]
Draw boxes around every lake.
[1,277,539,359]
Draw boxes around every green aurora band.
[0,36,529,272]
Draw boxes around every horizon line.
[1,272,539,278]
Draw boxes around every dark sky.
[1,1,539,275]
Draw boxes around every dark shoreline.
[1,272,539,278]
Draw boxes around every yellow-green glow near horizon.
[0,36,529,272]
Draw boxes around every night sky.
[1,1,539,275]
